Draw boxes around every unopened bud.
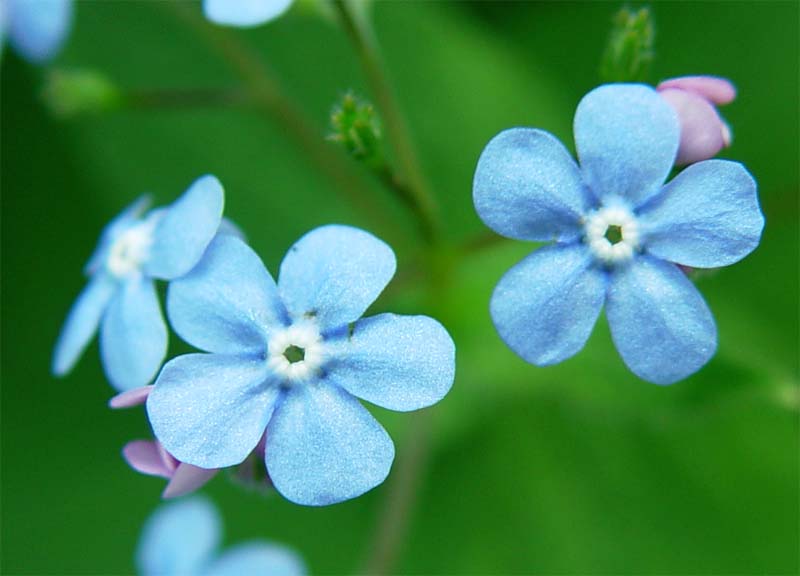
[600,7,654,83]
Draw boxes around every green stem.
[164,1,400,240]
[333,0,441,243]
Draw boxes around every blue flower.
[137,497,305,576]
[147,225,456,505]
[202,0,293,27]
[473,84,764,385]
[1,0,72,63]
[52,175,225,391]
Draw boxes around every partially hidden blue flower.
[110,386,219,499]
[657,75,736,166]
[0,0,72,63]
[52,175,225,391]
[137,497,305,576]
[202,0,293,27]
[147,225,456,505]
[473,84,764,385]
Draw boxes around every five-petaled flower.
[146,225,456,506]
[1,0,73,63]
[202,0,292,27]
[137,497,305,576]
[473,83,764,385]
[52,175,225,391]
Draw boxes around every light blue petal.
[217,217,246,241]
[638,160,764,268]
[167,235,287,354]
[136,497,220,576]
[473,128,588,242]
[205,543,306,576]
[325,314,455,412]
[100,277,167,391]
[575,84,680,207]
[146,175,225,281]
[278,225,396,331]
[7,0,72,63]
[148,353,280,469]
[52,273,116,376]
[84,195,151,276]
[202,0,292,27]
[606,255,717,384]
[490,243,606,365]
[266,383,394,506]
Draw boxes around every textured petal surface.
[266,383,394,506]
[146,175,224,280]
[657,76,736,105]
[167,235,286,354]
[473,128,587,241]
[640,160,763,268]
[606,256,717,384]
[575,84,680,206]
[659,89,727,165]
[108,385,152,409]
[490,243,606,365]
[206,543,306,576]
[123,440,176,479]
[7,0,72,63]
[325,314,455,411]
[52,273,116,376]
[148,353,279,469]
[163,464,218,499]
[278,225,396,331]
[203,0,292,27]
[136,497,220,576]
[100,277,167,391]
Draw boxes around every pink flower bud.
[657,76,736,165]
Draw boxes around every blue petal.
[7,0,72,63]
[490,243,606,365]
[203,0,292,27]
[167,235,287,354]
[148,353,280,469]
[84,195,151,276]
[136,497,220,576]
[52,273,117,376]
[205,543,306,576]
[473,128,588,241]
[100,277,167,391]
[146,175,225,280]
[606,255,717,384]
[638,160,764,268]
[325,314,455,412]
[266,383,394,506]
[575,84,680,207]
[278,225,396,332]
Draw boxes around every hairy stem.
[333,0,441,243]
[165,1,399,239]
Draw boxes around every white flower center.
[584,206,640,264]
[106,221,156,278]
[266,322,325,384]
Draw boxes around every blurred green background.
[2,1,798,574]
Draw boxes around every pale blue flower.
[0,0,72,63]
[473,84,764,384]
[202,0,292,27]
[147,225,455,505]
[52,175,225,391]
[137,497,305,576]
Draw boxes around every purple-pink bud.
[657,76,736,165]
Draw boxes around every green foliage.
[41,68,123,118]
[329,92,384,169]
[600,6,655,83]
